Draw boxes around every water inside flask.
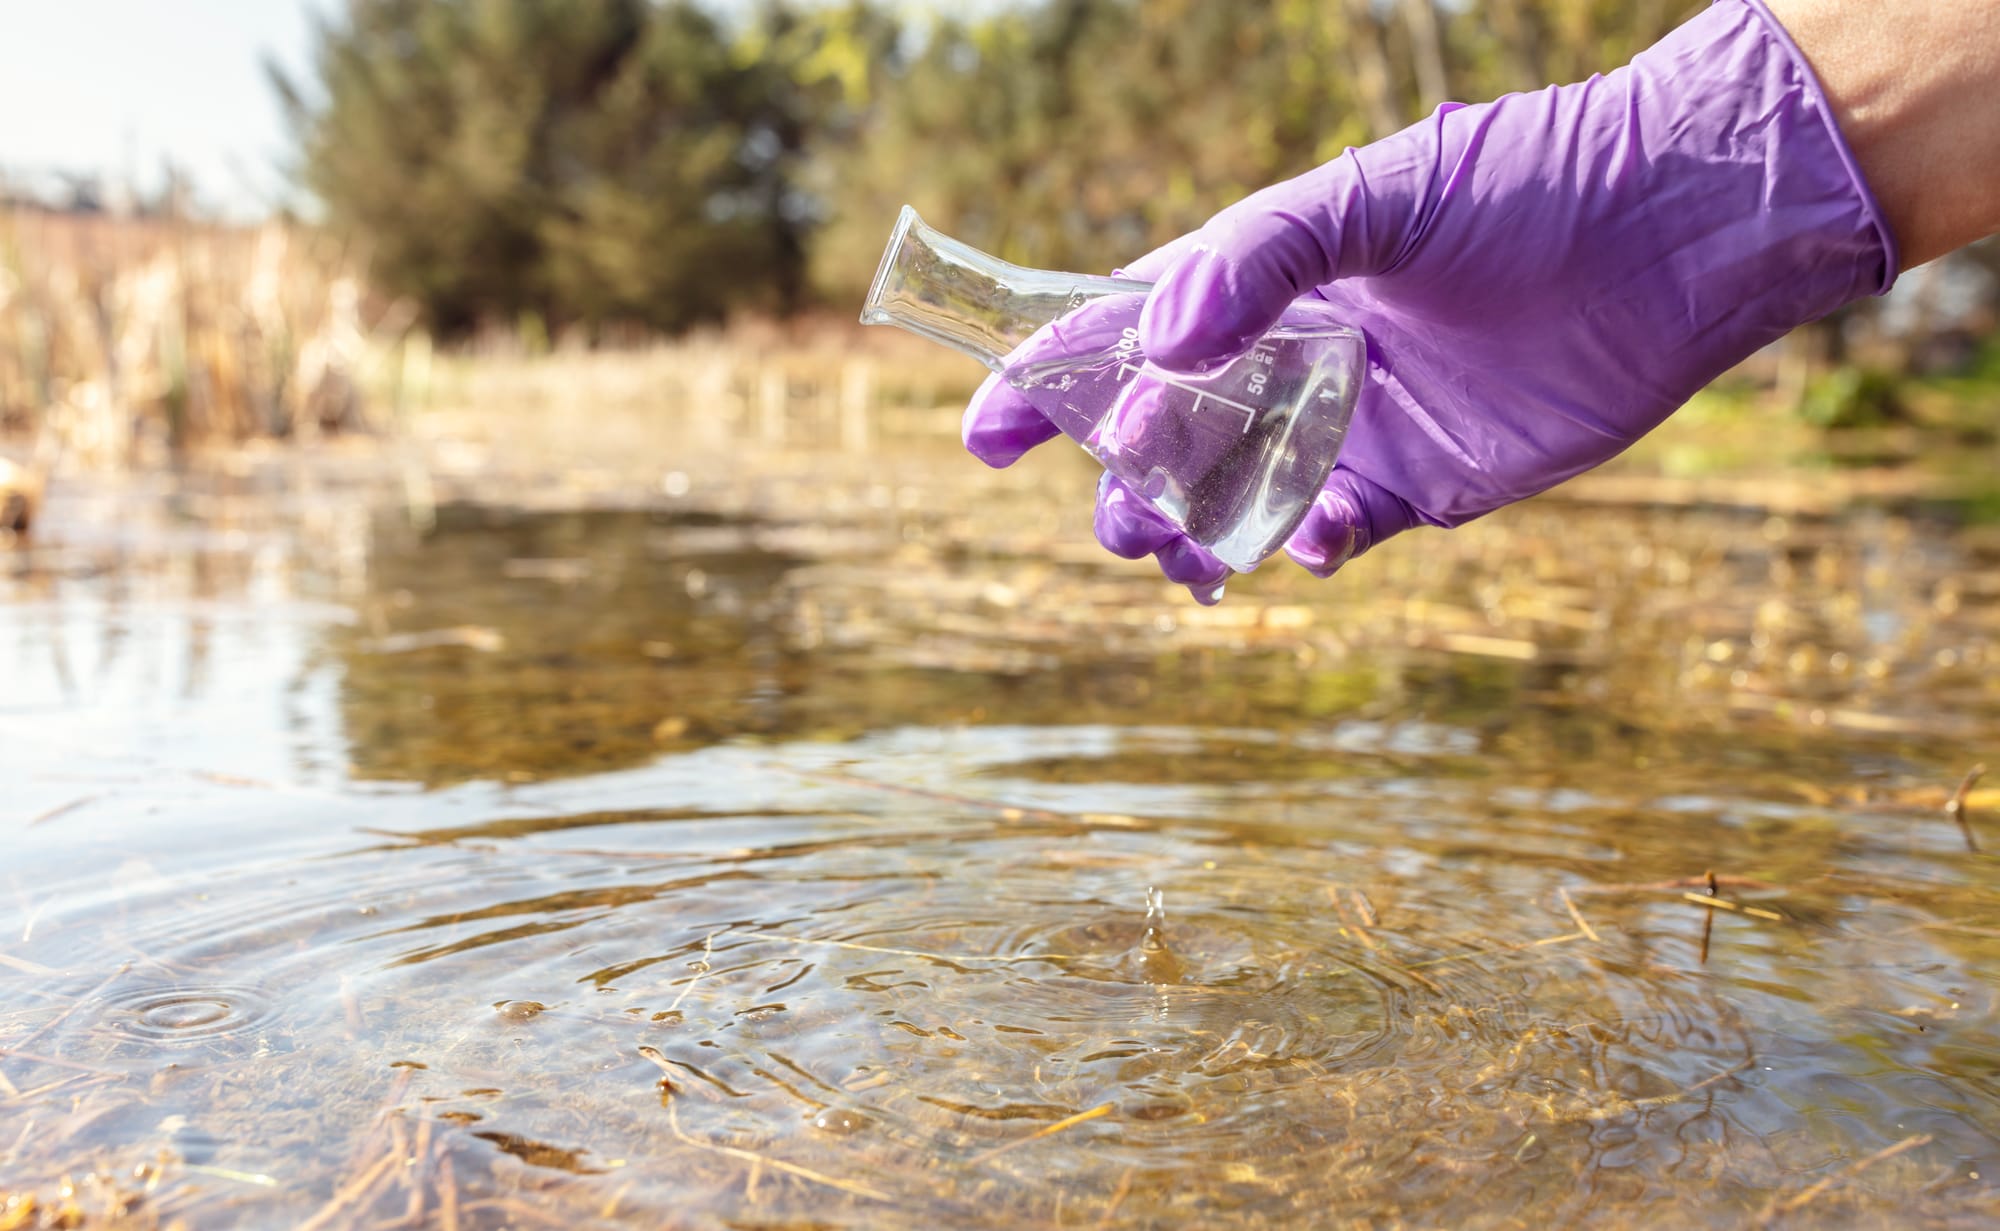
[859,206,1365,575]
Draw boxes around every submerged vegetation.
[9,418,2000,1225]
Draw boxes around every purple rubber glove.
[964,0,1896,603]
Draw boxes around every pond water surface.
[6,423,2000,1228]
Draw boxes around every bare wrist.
[1763,0,2000,266]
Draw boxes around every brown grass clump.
[0,207,378,466]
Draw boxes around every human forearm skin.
[1764,0,2000,266]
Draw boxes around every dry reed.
[0,203,978,498]
[0,206,376,468]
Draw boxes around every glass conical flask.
[860,206,1364,574]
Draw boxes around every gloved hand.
[963,0,1896,603]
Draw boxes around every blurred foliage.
[279,0,1706,338]
[1797,367,1908,430]
[274,0,889,335]
[276,0,1993,397]
[814,0,1691,291]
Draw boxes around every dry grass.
[414,316,980,469]
[0,207,375,468]
[0,206,980,500]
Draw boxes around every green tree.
[273,0,813,335]
[810,0,1377,296]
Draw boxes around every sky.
[0,0,326,217]
[0,0,992,219]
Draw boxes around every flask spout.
[860,206,1146,372]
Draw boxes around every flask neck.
[860,206,1148,371]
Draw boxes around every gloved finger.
[1093,473,1181,559]
[968,292,1152,464]
[1138,228,1323,372]
[1138,160,1399,372]
[1283,467,1421,578]
[963,371,1061,468]
[1156,537,1231,599]
[1111,231,1207,284]
[1093,474,1230,605]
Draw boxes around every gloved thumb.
[1283,467,1420,578]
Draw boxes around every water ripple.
[98,983,278,1042]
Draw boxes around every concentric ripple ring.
[98,984,279,1042]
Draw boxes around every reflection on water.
[4,446,2000,1227]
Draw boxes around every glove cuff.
[1733,0,1900,288]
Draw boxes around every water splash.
[1142,886,1168,948]
[1136,885,1185,985]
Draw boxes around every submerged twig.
[1919,921,2000,940]
[1328,886,1377,950]
[1404,928,1587,972]
[636,1046,678,1100]
[1371,954,1445,996]
[665,930,721,1015]
[10,1072,117,1104]
[297,1140,401,1231]
[1570,874,1782,896]
[403,1114,433,1224]
[666,1099,889,1201]
[1683,892,1783,922]
[779,766,1147,830]
[180,1164,280,1188]
[1095,1167,1135,1229]
[644,1051,744,1100]
[1528,931,1587,948]
[459,1197,574,1226]
[746,932,1076,966]
[27,795,98,827]
[1947,764,1986,853]
[967,1102,1114,1166]
[1758,1133,1933,1224]
[0,952,59,976]
[1557,888,1600,944]
[438,1152,460,1231]
[1566,1059,1754,1123]
[1700,870,1718,964]
[0,1049,126,1083]
[10,962,131,1052]
[3,1115,34,1166]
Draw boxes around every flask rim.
[858,205,924,329]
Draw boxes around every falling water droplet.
[1136,886,1184,985]
[1142,887,1168,951]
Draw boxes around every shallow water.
[6,433,2000,1228]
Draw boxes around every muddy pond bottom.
[6,476,2000,1228]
